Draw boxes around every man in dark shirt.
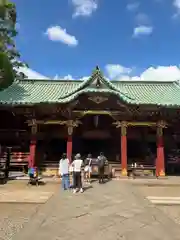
[97,152,107,184]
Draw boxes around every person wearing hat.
[71,153,84,193]
[59,153,70,190]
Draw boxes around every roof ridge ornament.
[96,65,100,71]
[92,66,103,88]
[92,65,101,75]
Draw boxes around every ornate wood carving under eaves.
[157,120,167,128]
[88,96,108,104]
[59,119,82,135]
[14,107,35,118]
[27,119,37,134]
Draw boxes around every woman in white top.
[71,153,83,193]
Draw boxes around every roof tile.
[0,78,180,107]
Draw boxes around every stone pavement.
[10,180,180,240]
[0,190,53,203]
[0,181,57,203]
[0,203,40,240]
[135,179,180,227]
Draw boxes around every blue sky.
[13,0,180,80]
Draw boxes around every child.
[84,153,92,184]
[69,163,74,189]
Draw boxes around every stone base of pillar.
[157,170,167,179]
[157,176,168,179]
[159,170,165,177]
[121,168,127,177]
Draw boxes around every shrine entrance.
[73,113,120,160]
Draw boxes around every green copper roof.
[0,67,180,107]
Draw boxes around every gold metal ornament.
[88,96,108,104]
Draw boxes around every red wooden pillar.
[121,122,127,176]
[66,125,73,163]
[156,125,165,177]
[67,135,72,163]
[29,139,36,168]
[29,122,37,168]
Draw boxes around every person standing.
[97,152,107,184]
[59,153,70,190]
[84,153,92,184]
[69,161,74,189]
[71,153,83,193]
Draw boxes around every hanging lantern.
[94,115,99,127]
[15,131,19,138]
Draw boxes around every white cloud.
[174,0,180,10]
[173,0,180,18]
[19,65,180,82]
[133,25,153,37]
[137,66,180,81]
[105,64,180,81]
[54,74,74,80]
[59,65,180,81]
[133,13,153,37]
[72,0,98,17]
[105,64,132,79]
[53,75,89,80]
[18,67,49,79]
[126,2,139,11]
[45,26,78,46]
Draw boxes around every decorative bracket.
[113,121,128,128]
[113,121,127,136]
[28,119,37,135]
[156,120,167,137]
[59,120,82,135]
[156,120,167,128]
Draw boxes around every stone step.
[147,196,180,205]
[147,196,180,200]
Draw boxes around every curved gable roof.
[58,67,132,102]
[0,67,180,107]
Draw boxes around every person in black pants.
[71,153,83,193]
[73,171,82,190]
[97,152,107,184]
[99,167,104,183]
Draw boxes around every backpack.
[85,158,92,166]
[98,156,106,168]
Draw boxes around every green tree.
[0,0,27,89]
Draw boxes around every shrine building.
[0,66,180,177]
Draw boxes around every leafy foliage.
[0,0,27,89]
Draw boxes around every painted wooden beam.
[73,110,120,116]
[113,120,167,127]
